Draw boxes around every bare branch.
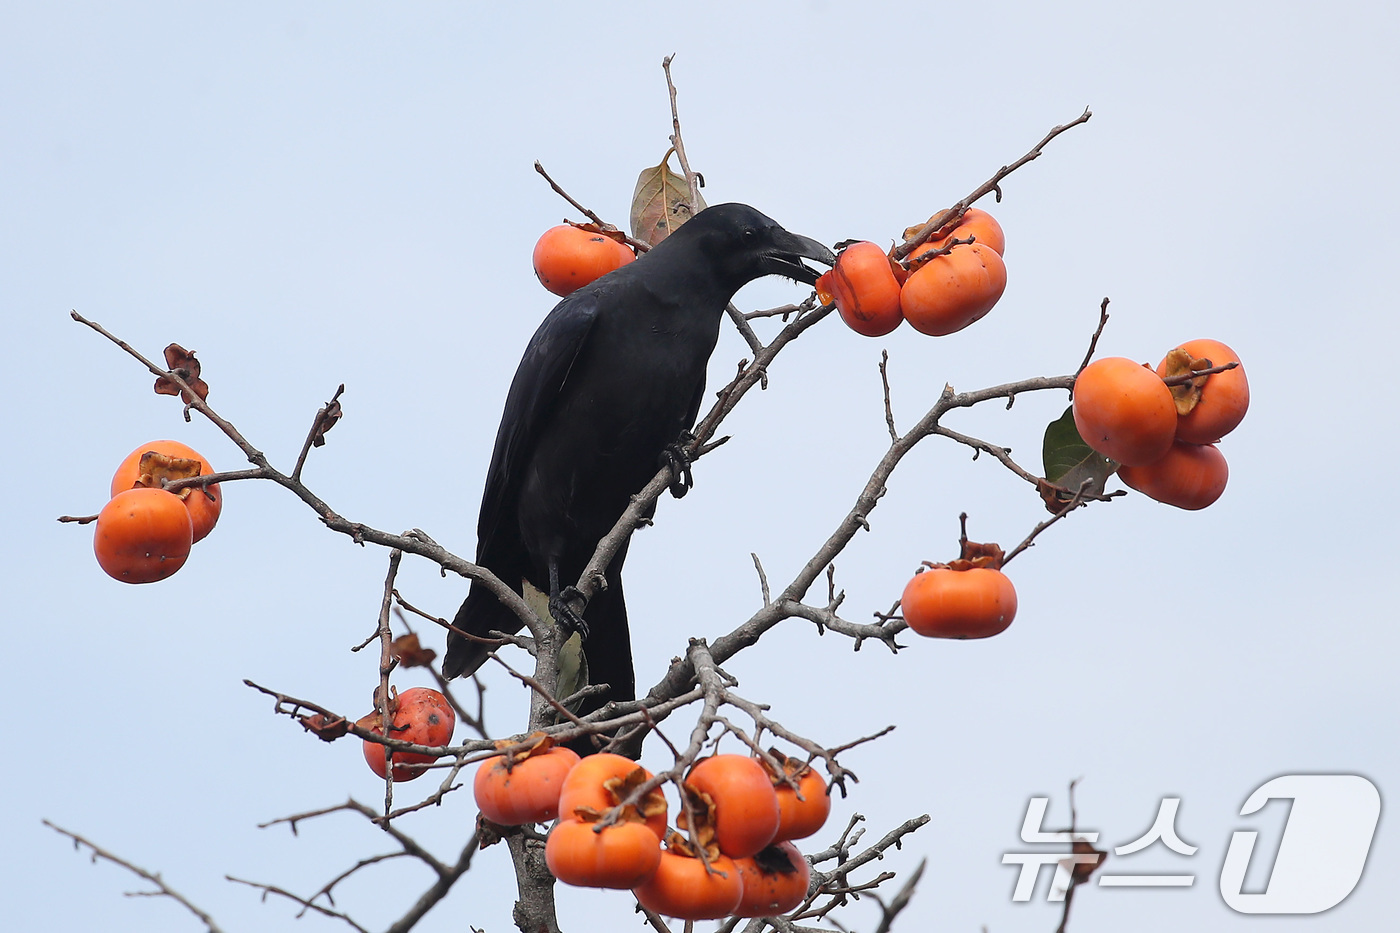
[43,820,227,933]
[894,107,1092,260]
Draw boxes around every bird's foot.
[660,431,696,498]
[549,585,590,641]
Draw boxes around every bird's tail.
[442,573,526,679]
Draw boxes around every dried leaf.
[312,397,342,448]
[630,148,706,246]
[154,343,210,403]
[298,713,349,742]
[476,813,508,848]
[1070,837,1107,882]
[390,632,437,668]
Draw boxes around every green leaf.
[1042,405,1115,495]
[630,147,706,246]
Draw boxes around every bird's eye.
[741,228,758,245]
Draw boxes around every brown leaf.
[298,713,349,742]
[1070,837,1107,882]
[476,813,508,848]
[312,398,342,448]
[390,632,437,668]
[154,343,210,404]
[630,148,706,246]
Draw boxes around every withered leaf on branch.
[298,713,350,742]
[390,632,437,668]
[153,343,210,403]
[312,395,343,448]
[1070,837,1107,882]
[630,147,706,246]
[476,813,509,849]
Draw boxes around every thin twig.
[1076,298,1111,376]
[879,350,897,443]
[894,107,1092,260]
[43,821,227,933]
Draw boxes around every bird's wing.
[474,290,602,559]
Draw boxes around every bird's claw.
[660,432,695,499]
[549,585,590,641]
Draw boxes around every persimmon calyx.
[572,766,666,825]
[902,206,968,244]
[664,825,722,863]
[920,538,1007,572]
[676,785,721,854]
[124,451,203,502]
[490,731,556,768]
[1158,347,1218,416]
[761,749,813,790]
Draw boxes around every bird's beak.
[765,230,836,286]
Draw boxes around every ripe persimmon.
[633,847,744,920]
[901,565,1017,639]
[474,745,581,825]
[93,487,194,584]
[734,841,811,918]
[545,818,662,889]
[1072,357,1178,466]
[557,753,668,839]
[924,206,1006,256]
[769,759,830,842]
[685,755,781,858]
[111,440,222,543]
[532,225,635,297]
[361,687,455,782]
[826,241,903,337]
[1118,441,1229,510]
[1156,339,1249,444]
[899,242,1007,336]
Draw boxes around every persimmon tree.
[51,58,1246,933]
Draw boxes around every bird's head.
[671,202,835,292]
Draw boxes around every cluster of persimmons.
[93,440,223,583]
[819,208,1007,338]
[352,684,829,920]
[1074,339,1249,510]
[478,741,828,920]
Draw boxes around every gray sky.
[5,3,1397,931]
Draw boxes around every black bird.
[442,203,834,719]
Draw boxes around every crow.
[442,203,834,723]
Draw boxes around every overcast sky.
[5,3,1398,932]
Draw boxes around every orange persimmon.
[93,487,194,584]
[1118,441,1229,510]
[110,440,222,543]
[532,225,635,297]
[1072,357,1178,466]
